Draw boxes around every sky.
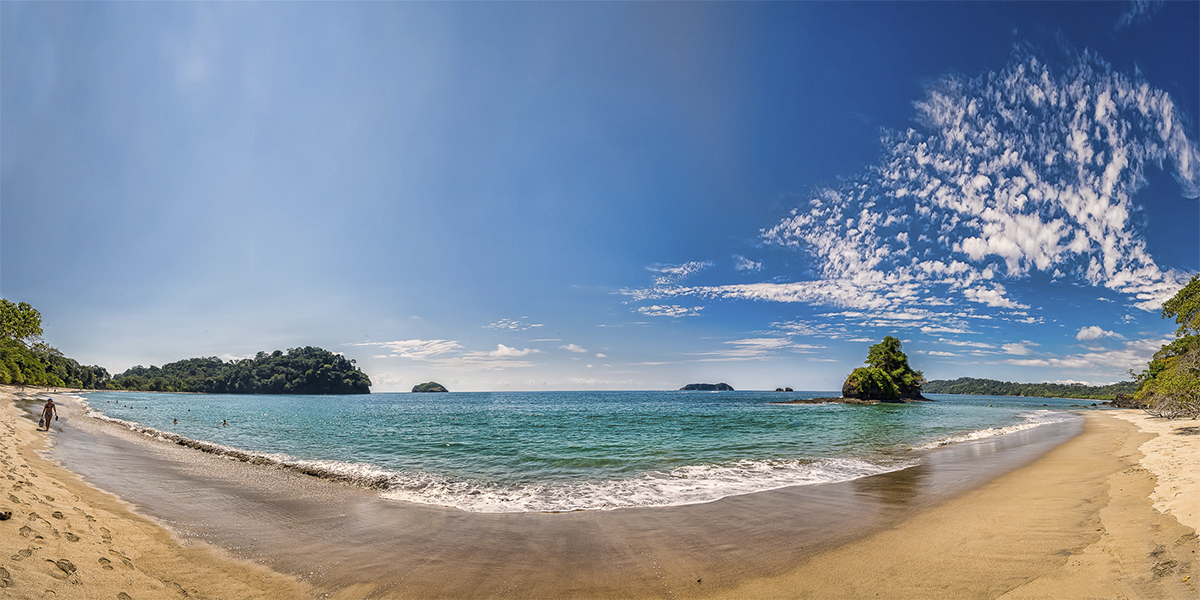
[2,1,1198,392]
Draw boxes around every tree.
[0,299,43,345]
[1139,346,1200,418]
[1133,276,1200,418]
[842,336,926,402]
[1162,275,1200,337]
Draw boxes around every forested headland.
[1,298,371,394]
[923,377,1135,400]
[108,347,371,394]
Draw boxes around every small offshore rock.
[411,382,449,393]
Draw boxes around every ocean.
[74,390,1086,513]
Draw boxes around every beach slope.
[717,412,1198,599]
[2,386,1197,600]
[0,387,311,600]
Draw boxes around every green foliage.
[0,299,43,345]
[412,381,448,393]
[1133,335,1198,396]
[0,298,107,388]
[843,336,924,401]
[1129,278,1200,417]
[923,377,1137,400]
[846,367,899,400]
[0,340,64,387]
[107,347,371,394]
[1137,345,1200,418]
[1162,275,1200,337]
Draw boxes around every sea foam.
[914,409,1074,450]
[72,392,1079,514]
[76,397,915,512]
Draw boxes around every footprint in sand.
[98,557,113,571]
[0,565,11,588]
[108,549,134,569]
[19,525,31,537]
[44,558,76,581]
[100,527,112,543]
[51,511,63,520]
[64,532,79,542]
[117,593,132,600]
[9,493,20,504]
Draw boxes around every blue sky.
[3,1,1197,392]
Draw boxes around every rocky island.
[412,381,449,393]
[680,383,734,391]
[774,336,928,405]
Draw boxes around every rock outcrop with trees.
[412,382,448,393]
[842,336,926,402]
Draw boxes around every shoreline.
[0,386,311,599]
[2,385,1197,598]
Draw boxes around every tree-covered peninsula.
[108,347,372,394]
[922,378,1136,400]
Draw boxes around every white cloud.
[485,344,539,358]
[356,339,463,360]
[560,343,589,353]
[734,255,763,272]
[923,350,957,357]
[486,317,544,331]
[1002,337,1167,374]
[595,353,607,358]
[648,261,712,286]
[1115,0,1164,30]
[1005,358,1051,367]
[355,340,543,370]
[637,305,704,317]
[963,285,1028,309]
[631,48,1197,318]
[1075,325,1117,341]
[1002,342,1035,356]
[937,337,994,349]
[688,337,824,361]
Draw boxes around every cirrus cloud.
[629,46,1198,324]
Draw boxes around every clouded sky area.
[3,1,1198,391]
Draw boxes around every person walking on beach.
[40,399,58,431]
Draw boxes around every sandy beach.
[0,387,310,600]
[1,385,1197,599]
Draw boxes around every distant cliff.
[680,383,734,391]
[412,381,449,393]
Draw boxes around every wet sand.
[2,385,1197,599]
[0,387,310,599]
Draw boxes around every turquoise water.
[76,390,1087,512]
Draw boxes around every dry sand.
[1,385,1197,600]
[1110,411,1200,534]
[717,411,1198,600]
[0,386,311,600]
